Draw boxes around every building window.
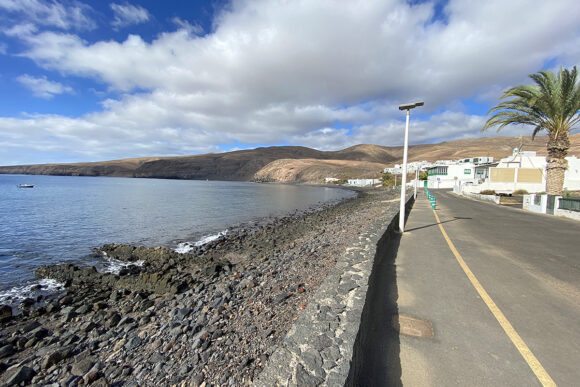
[428,166,448,176]
[464,169,471,174]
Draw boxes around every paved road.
[391,190,580,386]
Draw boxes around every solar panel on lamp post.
[398,101,424,233]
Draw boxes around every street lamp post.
[398,101,424,233]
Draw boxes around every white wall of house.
[497,151,543,168]
[457,156,494,164]
[383,168,402,174]
[386,160,433,174]
[565,156,580,190]
[347,179,380,187]
[427,163,478,189]
[523,194,548,213]
[463,179,546,194]
[523,194,580,221]
[555,208,580,220]
[463,153,580,194]
[409,179,428,188]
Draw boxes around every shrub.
[480,189,496,195]
[563,188,572,199]
[513,189,529,195]
[381,173,400,187]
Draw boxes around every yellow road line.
[432,208,556,387]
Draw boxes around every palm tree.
[482,66,580,195]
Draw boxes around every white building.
[383,167,402,175]
[434,159,455,165]
[425,162,482,189]
[347,178,381,187]
[457,156,494,164]
[384,160,433,175]
[462,150,580,194]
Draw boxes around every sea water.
[0,175,354,303]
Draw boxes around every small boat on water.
[17,184,35,188]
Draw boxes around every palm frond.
[482,66,580,138]
[532,125,545,140]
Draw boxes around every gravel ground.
[0,187,398,386]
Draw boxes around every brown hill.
[0,145,396,181]
[1,134,578,181]
[254,159,387,183]
[331,144,399,163]
[0,157,162,177]
[134,146,331,180]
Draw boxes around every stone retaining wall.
[254,194,413,386]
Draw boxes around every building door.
[546,195,556,215]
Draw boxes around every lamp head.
[398,101,424,110]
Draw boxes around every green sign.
[464,169,471,174]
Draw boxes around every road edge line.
[432,208,556,387]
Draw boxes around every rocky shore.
[0,188,399,386]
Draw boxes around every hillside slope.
[251,134,580,183]
[253,159,387,183]
[1,134,578,181]
[0,157,161,177]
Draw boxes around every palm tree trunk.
[545,133,570,195]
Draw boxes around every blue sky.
[0,0,579,165]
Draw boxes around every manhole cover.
[393,314,434,338]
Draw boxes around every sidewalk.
[393,191,544,386]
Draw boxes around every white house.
[426,162,481,189]
[462,150,580,194]
[457,156,494,164]
[347,178,381,187]
[385,161,433,175]
[383,167,402,175]
[434,159,456,165]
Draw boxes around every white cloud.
[16,74,73,99]
[19,0,580,100]
[0,0,96,31]
[3,23,38,38]
[110,3,150,29]
[172,17,204,36]
[2,0,580,164]
[0,113,222,164]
